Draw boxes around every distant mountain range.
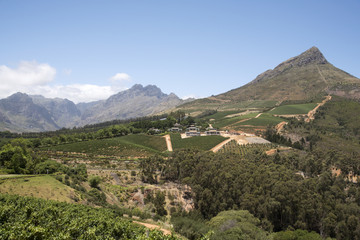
[0,84,192,132]
[180,47,360,110]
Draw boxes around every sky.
[0,0,359,103]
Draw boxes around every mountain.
[217,47,360,101]
[31,95,81,128]
[0,93,60,132]
[79,84,187,125]
[180,47,360,112]
[0,84,190,132]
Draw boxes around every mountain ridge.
[0,84,190,132]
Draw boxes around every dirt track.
[275,121,288,133]
[164,135,173,151]
[211,138,233,152]
[133,221,172,235]
[305,95,332,122]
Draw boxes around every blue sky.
[0,0,359,103]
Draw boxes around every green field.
[270,103,317,115]
[237,113,286,126]
[212,112,259,129]
[204,110,243,120]
[170,133,227,151]
[0,175,76,203]
[42,134,167,157]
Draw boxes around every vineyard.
[211,112,259,129]
[217,140,277,156]
[170,133,227,151]
[270,103,318,115]
[236,113,286,127]
[0,193,178,239]
[41,134,167,157]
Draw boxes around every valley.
[1,47,360,239]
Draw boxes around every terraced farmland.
[41,134,167,157]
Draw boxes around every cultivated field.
[42,134,167,157]
[170,133,228,150]
[270,103,318,115]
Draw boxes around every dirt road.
[133,221,172,235]
[164,134,173,151]
[306,95,332,122]
[275,121,288,133]
[211,138,233,153]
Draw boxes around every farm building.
[205,128,220,136]
[186,126,200,136]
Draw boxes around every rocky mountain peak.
[251,47,328,85]
[7,92,32,103]
[295,46,328,66]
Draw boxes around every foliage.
[89,176,101,188]
[0,193,178,239]
[272,229,324,240]
[209,210,270,240]
[163,149,360,239]
[139,155,165,184]
[0,138,39,174]
[171,214,210,240]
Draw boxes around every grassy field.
[170,133,228,151]
[212,113,259,129]
[41,134,166,157]
[0,175,76,203]
[237,113,286,126]
[270,103,318,115]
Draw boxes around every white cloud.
[110,73,131,82]
[109,72,132,92]
[0,61,56,97]
[181,94,199,100]
[32,84,115,103]
[0,62,134,103]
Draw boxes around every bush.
[89,176,101,188]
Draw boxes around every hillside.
[179,47,360,112]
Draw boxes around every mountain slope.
[218,47,360,101]
[80,84,186,125]
[178,47,360,113]
[31,95,81,128]
[0,93,59,132]
[217,47,360,101]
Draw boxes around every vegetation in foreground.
[0,193,178,239]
